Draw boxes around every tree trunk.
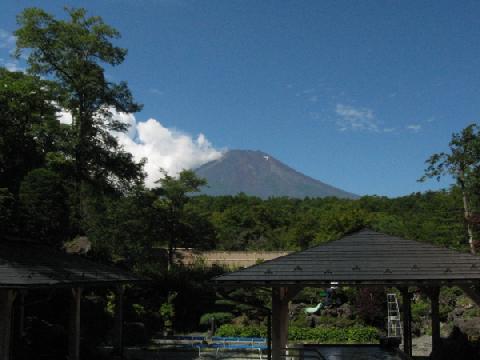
[167,242,173,271]
[460,178,476,254]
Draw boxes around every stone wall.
[173,249,291,268]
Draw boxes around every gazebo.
[0,238,144,360]
[214,229,480,359]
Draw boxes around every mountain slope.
[195,150,358,199]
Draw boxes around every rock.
[232,314,249,326]
[453,317,480,338]
[63,236,91,254]
[289,303,306,318]
[322,307,338,317]
[337,303,353,318]
[447,307,464,322]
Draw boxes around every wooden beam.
[0,289,17,360]
[68,287,83,360]
[400,288,412,357]
[112,285,125,357]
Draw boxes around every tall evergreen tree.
[14,7,144,235]
[154,170,207,269]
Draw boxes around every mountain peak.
[195,149,358,199]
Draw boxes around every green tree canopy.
[14,7,145,235]
[19,168,70,245]
[420,124,480,253]
[0,68,62,194]
[154,170,207,268]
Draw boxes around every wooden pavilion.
[214,229,480,360]
[0,239,143,360]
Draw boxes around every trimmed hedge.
[288,326,378,343]
[216,324,267,338]
[216,324,379,344]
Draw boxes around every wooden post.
[12,290,26,358]
[112,285,125,357]
[279,290,289,351]
[267,312,272,360]
[15,291,25,339]
[271,288,282,360]
[428,287,441,358]
[0,289,17,360]
[271,287,299,360]
[400,288,412,357]
[68,287,83,360]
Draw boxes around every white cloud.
[116,115,223,187]
[149,88,164,96]
[0,29,16,49]
[57,109,73,124]
[335,104,380,132]
[4,62,22,72]
[308,95,319,103]
[0,58,24,72]
[406,124,422,133]
[56,108,223,187]
[295,88,315,97]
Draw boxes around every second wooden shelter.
[215,229,480,359]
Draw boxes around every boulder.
[337,303,353,318]
[453,317,480,338]
[447,307,464,322]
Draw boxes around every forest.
[2,6,480,359]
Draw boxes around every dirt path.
[411,335,432,357]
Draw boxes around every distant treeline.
[187,191,467,252]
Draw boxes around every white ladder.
[387,293,402,338]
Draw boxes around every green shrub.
[291,312,310,328]
[215,324,379,343]
[314,316,359,328]
[288,326,378,343]
[199,312,234,326]
[216,324,268,337]
[412,300,430,322]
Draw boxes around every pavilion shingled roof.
[214,229,480,286]
[0,240,141,288]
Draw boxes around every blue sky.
[1,0,480,197]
